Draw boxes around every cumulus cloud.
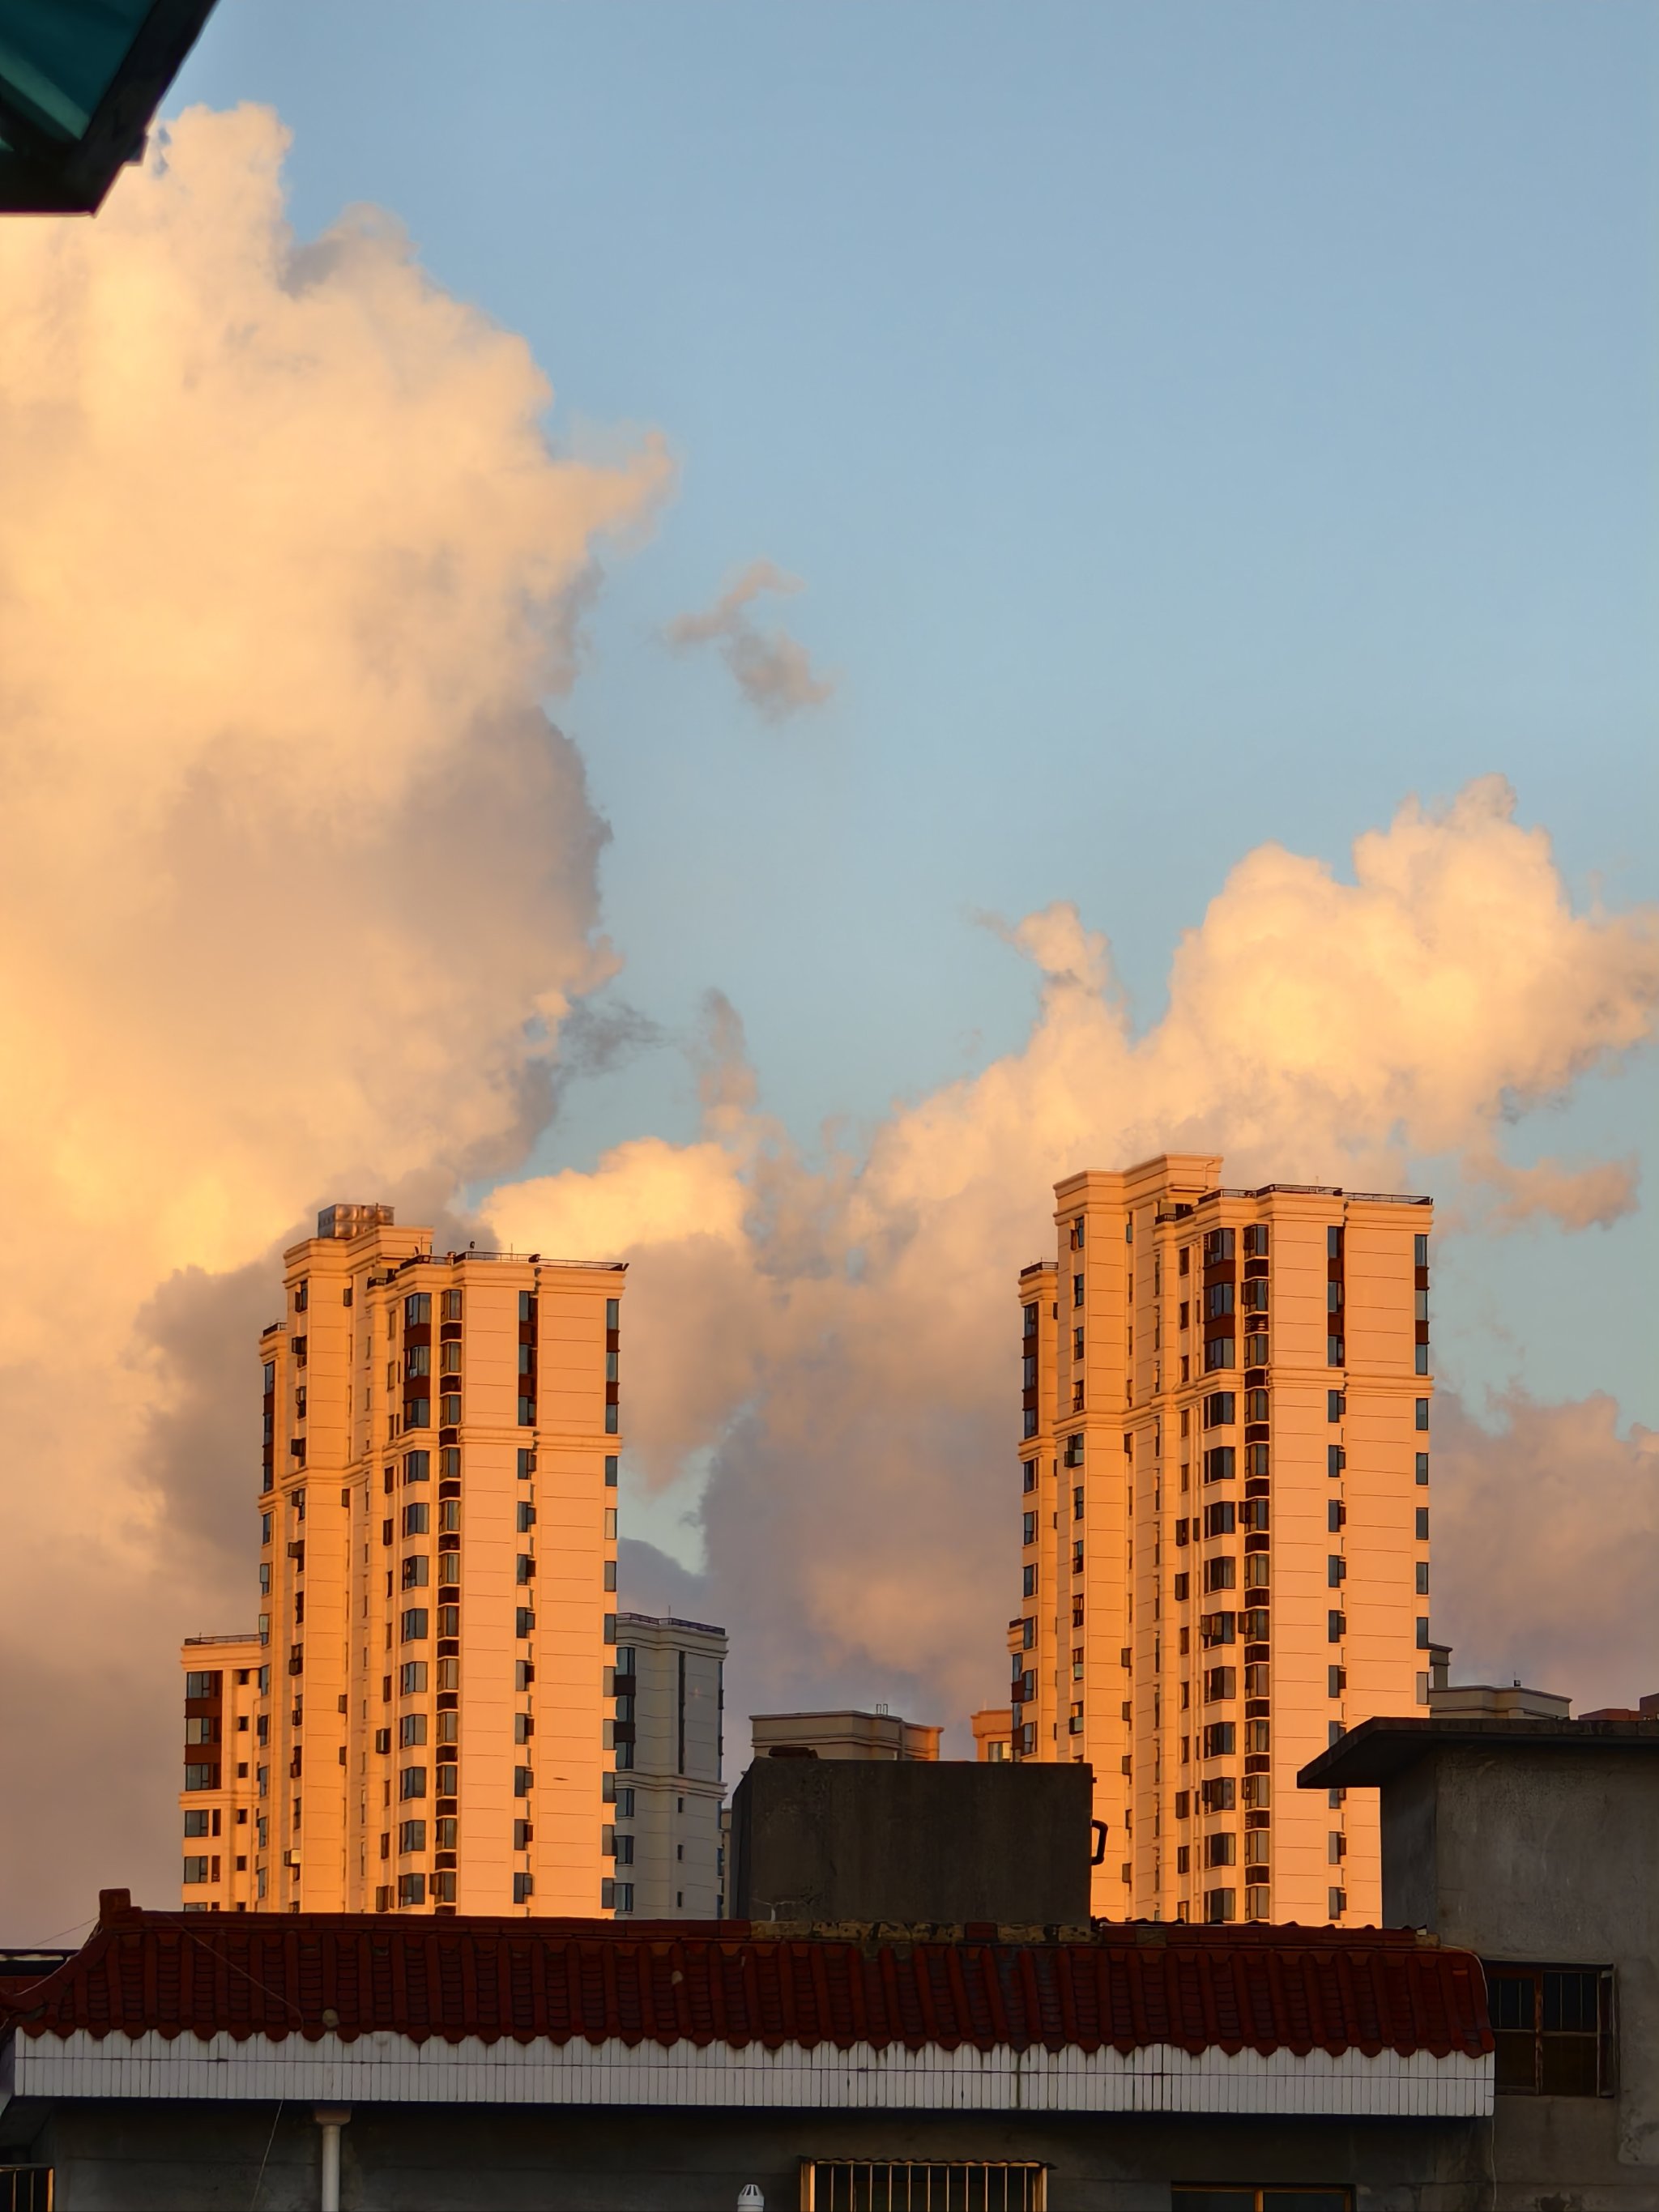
[664,559,836,722]
[0,104,667,1934]
[1431,1391,1659,1708]
[488,779,1659,1742]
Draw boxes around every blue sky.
[174,1,1657,1426]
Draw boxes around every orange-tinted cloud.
[665,560,836,722]
[488,779,1658,1732]
[0,106,667,1935]
[1431,1391,1659,1708]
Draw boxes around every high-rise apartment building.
[608,1612,727,1918]
[1009,1155,1433,1926]
[177,1203,625,1917]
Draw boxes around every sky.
[0,2,1653,1936]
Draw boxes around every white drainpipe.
[313,2105,352,2210]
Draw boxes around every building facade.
[608,1613,727,1919]
[1009,1154,1433,1924]
[177,1203,625,1919]
[748,1710,941,1761]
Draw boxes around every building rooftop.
[1301,1713,1659,1790]
[0,1894,1490,2062]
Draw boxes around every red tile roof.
[0,1894,1491,2061]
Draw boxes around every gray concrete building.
[608,1612,726,1919]
[1305,1709,1659,2209]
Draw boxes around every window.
[1205,1283,1234,1319]
[1328,1666,1345,1696]
[1021,1511,1037,1548]
[400,1662,427,1696]
[1243,1443,1269,1477]
[1327,1556,1346,1587]
[399,1713,427,1747]
[1489,1966,1613,2096]
[513,1872,535,1904]
[183,1809,210,1838]
[182,1856,209,1884]
[1327,1391,1344,1421]
[1205,1887,1236,1923]
[1416,1451,1430,1485]
[1415,1561,1431,1595]
[402,1554,429,1588]
[515,1606,535,1637]
[1064,1434,1083,1467]
[1021,1354,1037,1387]
[399,1767,427,1801]
[1414,1233,1429,1268]
[1415,1507,1429,1541]
[399,1818,426,1852]
[1326,1444,1346,1478]
[404,1294,430,1328]
[1326,1335,1345,1367]
[1204,1447,1235,1483]
[1022,1303,1038,1340]
[514,1766,534,1798]
[402,1502,429,1537]
[1416,1617,1431,1647]
[1202,1392,1235,1428]
[401,1608,429,1642]
[442,1288,463,1321]
[1203,1723,1235,1758]
[184,1715,219,1744]
[1200,1611,1235,1647]
[809,2170,1047,2212]
[1328,1500,1346,1532]
[1022,1566,1037,1598]
[1073,1485,1084,1521]
[1203,1557,1236,1592]
[1415,1397,1431,1431]
[184,1670,220,1701]
[397,1873,426,1907]
[1327,1611,1345,1643]
[1068,1217,1085,1250]
[1205,1338,1235,1372]
[1021,1409,1038,1439]
[183,1763,217,1791]
[518,1500,537,1532]
[1203,1230,1235,1264]
[519,1395,538,1426]
[1073,1272,1084,1306]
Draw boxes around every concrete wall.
[6,2098,1495,2211]
[731,1758,1095,1924]
[1381,1742,1659,2203]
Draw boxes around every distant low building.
[749,1707,939,1761]
[971,1706,1013,1761]
[1426,1643,1571,1721]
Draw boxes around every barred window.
[1489,1965,1614,2096]
[804,2165,1046,2212]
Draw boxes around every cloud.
[484,779,1659,1748]
[1431,1391,1659,1708]
[664,559,836,722]
[0,104,667,1935]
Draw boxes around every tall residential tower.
[1009,1155,1433,1925]
[179,1204,626,1916]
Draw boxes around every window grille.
[0,2171,53,2212]
[803,2166,1045,2212]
